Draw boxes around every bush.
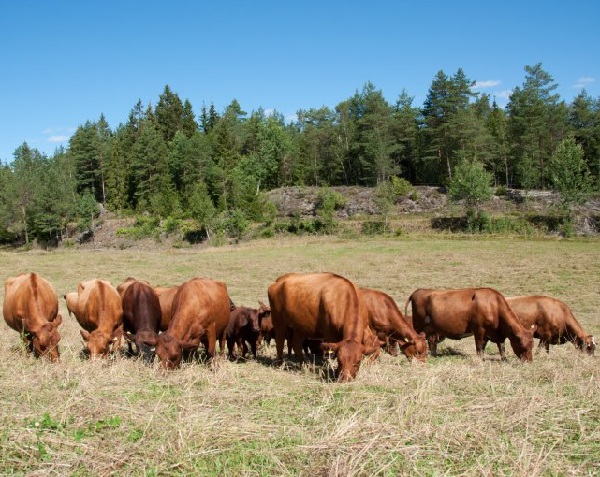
[361,221,386,235]
[390,176,415,197]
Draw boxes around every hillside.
[82,186,600,249]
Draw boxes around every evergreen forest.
[1,63,599,246]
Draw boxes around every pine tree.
[507,63,568,188]
[391,90,419,183]
[568,90,600,187]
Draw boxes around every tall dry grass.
[0,236,598,476]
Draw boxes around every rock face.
[267,185,448,218]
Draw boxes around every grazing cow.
[405,287,535,361]
[118,278,162,363]
[3,272,62,362]
[65,279,124,357]
[267,272,382,382]
[506,295,595,355]
[226,303,272,359]
[360,287,427,362]
[143,278,231,369]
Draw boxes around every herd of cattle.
[2,271,596,381]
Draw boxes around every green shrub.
[361,221,386,235]
[390,176,415,197]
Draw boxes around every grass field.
[1,235,599,476]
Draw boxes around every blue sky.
[1,0,599,163]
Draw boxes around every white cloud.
[494,89,513,99]
[573,77,595,89]
[48,135,69,143]
[475,80,501,89]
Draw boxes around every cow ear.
[53,315,62,327]
[80,329,90,341]
[180,340,198,351]
[321,342,341,354]
[364,338,385,355]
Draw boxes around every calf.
[226,307,259,359]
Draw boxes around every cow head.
[81,328,117,358]
[154,334,198,369]
[509,324,536,362]
[247,309,261,334]
[320,337,383,382]
[125,330,158,363]
[258,305,273,346]
[580,335,596,355]
[399,332,428,362]
[32,315,62,362]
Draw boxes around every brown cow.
[226,303,272,359]
[360,287,427,362]
[65,279,124,357]
[405,287,536,361]
[118,278,162,363]
[144,278,231,369]
[506,295,595,355]
[267,272,382,382]
[3,272,62,362]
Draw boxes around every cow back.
[268,272,366,342]
[3,272,59,332]
[122,280,161,334]
[167,278,230,342]
[73,279,123,332]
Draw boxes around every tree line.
[0,63,598,245]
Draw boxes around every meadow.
[0,235,598,476]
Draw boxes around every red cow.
[3,272,62,362]
[118,278,162,363]
[405,287,536,361]
[360,287,427,362]
[506,295,595,355]
[268,272,382,382]
[65,279,123,357]
[144,278,231,369]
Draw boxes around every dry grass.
[0,235,599,476]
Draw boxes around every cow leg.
[497,341,506,361]
[250,339,257,359]
[227,336,236,360]
[473,331,486,359]
[273,327,286,364]
[290,331,306,363]
[205,323,216,359]
[427,333,438,356]
[241,340,249,358]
